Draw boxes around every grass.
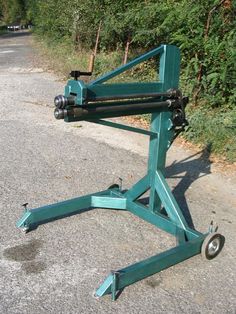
[183,105,236,163]
[32,34,157,82]
[32,35,91,80]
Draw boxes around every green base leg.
[96,234,205,299]
[16,171,207,301]
[16,172,205,300]
[16,188,124,231]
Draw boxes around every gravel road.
[0,31,235,314]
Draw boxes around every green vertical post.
[148,45,180,213]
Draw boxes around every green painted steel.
[65,79,87,105]
[89,119,158,136]
[16,44,212,301]
[91,196,126,209]
[154,170,189,229]
[148,45,181,214]
[96,235,205,298]
[87,82,164,102]
[90,45,164,85]
[17,189,112,229]
[124,174,150,200]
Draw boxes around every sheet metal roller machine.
[17,45,225,301]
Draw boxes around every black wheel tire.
[201,232,225,260]
[108,184,119,190]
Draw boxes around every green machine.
[17,45,225,300]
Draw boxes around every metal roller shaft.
[54,99,175,120]
[54,89,180,109]
[89,90,177,102]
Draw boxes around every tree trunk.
[123,37,131,65]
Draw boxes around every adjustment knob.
[70,70,92,80]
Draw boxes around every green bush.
[184,105,236,162]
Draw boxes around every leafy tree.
[1,0,235,106]
[0,0,26,24]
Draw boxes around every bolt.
[21,203,29,211]
[118,177,123,191]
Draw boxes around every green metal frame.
[17,45,207,300]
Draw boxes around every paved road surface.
[0,31,235,314]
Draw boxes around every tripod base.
[17,172,208,300]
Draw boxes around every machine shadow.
[29,207,93,232]
[166,144,212,228]
[140,144,212,229]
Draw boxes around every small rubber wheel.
[201,232,225,260]
[108,184,120,190]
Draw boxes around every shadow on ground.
[166,144,212,228]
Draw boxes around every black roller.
[54,95,75,109]
[54,99,177,120]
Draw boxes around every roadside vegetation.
[0,21,7,35]
[1,0,235,162]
